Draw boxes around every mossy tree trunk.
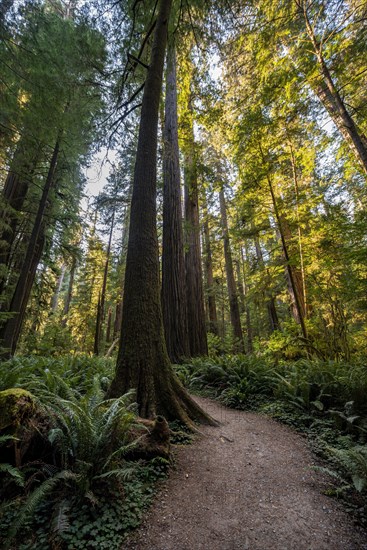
[107,0,216,427]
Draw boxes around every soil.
[125,397,367,550]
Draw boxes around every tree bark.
[202,194,218,335]
[0,137,60,357]
[94,205,115,356]
[0,141,40,298]
[184,119,208,357]
[253,233,280,333]
[264,166,308,341]
[219,188,244,352]
[51,264,66,313]
[237,249,253,353]
[106,0,216,427]
[161,37,189,363]
[62,257,76,323]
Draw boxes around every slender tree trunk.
[261,156,308,341]
[253,233,279,332]
[219,188,244,352]
[289,142,307,316]
[301,3,367,176]
[113,300,123,340]
[51,264,66,313]
[62,257,76,322]
[94,206,115,356]
[161,37,189,363]
[278,214,306,321]
[202,194,218,335]
[237,249,253,353]
[106,307,112,344]
[107,0,216,427]
[0,138,60,357]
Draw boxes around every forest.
[0,0,367,548]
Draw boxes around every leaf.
[311,400,324,411]
[0,463,24,486]
[352,475,366,493]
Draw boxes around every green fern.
[326,445,367,492]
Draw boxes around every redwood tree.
[107,0,215,427]
[161,36,189,363]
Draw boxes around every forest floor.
[125,397,367,550]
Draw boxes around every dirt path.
[125,397,366,550]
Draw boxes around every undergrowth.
[0,355,169,549]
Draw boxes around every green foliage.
[326,446,367,494]
[0,356,169,549]
[175,355,278,406]
[0,354,115,394]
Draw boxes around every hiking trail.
[125,397,366,550]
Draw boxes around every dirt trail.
[125,397,366,550]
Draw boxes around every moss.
[0,388,36,431]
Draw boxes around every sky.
[84,148,117,198]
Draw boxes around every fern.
[327,445,367,492]
[0,463,24,487]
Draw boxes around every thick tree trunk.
[184,124,208,357]
[202,195,218,336]
[106,0,216,427]
[219,188,244,352]
[161,37,189,363]
[0,139,60,357]
[0,141,40,298]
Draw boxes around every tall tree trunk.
[94,205,115,356]
[253,233,279,332]
[237,248,253,353]
[106,0,215,427]
[0,138,60,357]
[51,264,66,313]
[301,3,367,176]
[202,194,218,335]
[161,37,189,363]
[219,188,244,352]
[184,117,208,357]
[289,142,307,316]
[105,306,112,344]
[0,141,40,298]
[62,257,76,323]
[260,149,308,341]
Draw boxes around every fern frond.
[0,463,25,486]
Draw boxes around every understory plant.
[0,358,168,549]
